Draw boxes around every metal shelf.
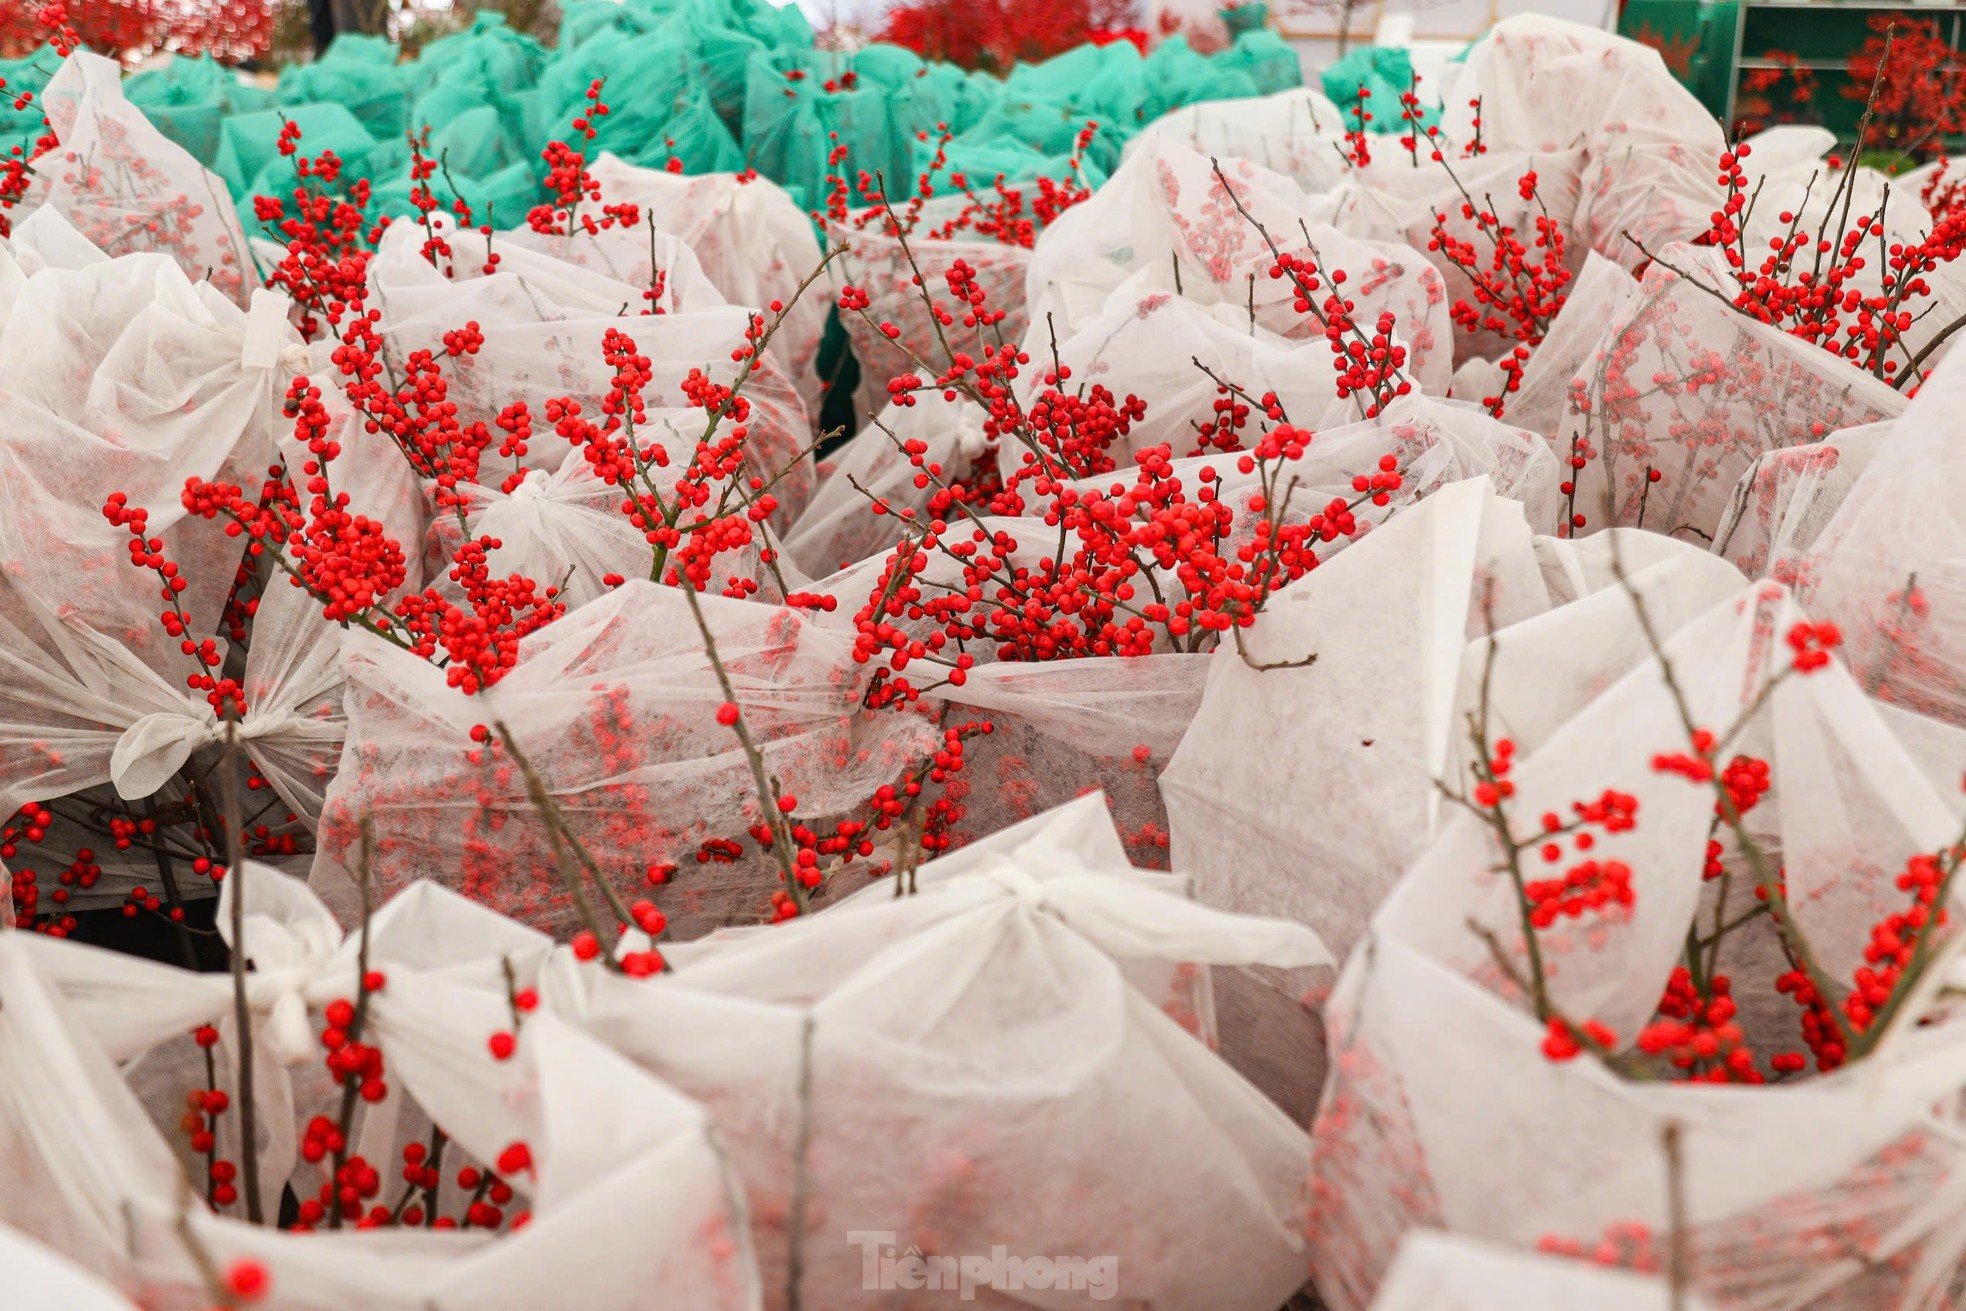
[1736,57,1856,70]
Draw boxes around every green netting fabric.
[0,46,59,162]
[1322,44,1440,132]
[124,55,273,166]
[50,3,1299,238]
[274,36,411,142]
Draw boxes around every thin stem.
[221,721,264,1225]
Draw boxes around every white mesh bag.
[1802,343,1966,723]
[542,795,1327,1311]
[1370,1231,1706,1311]
[16,51,255,305]
[1308,579,1966,1309]
[781,391,991,579]
[1556,259,1905,545]
[311,580,934,936]
[0,864,761,1311]
[542,155,830,418]
[1,1220,144,1311]
[827,199,1037,425]
[1713,420,1891,585]
[1025,137,1453,392]
[1134,87,1354,195]
[367,218,814,523]
[1436,15,1723,269]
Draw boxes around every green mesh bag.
[275,42,411,143]
[1322,44,1437,132]
[1215,30,1301,96]
[124,55,272,167]
[0,46,58,165]
[217,102,376,205]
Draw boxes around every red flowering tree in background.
[878,0,1142,72]
[1843,14,1966,159]
[0,0,273,62]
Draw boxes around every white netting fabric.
[1019,269,1456,443]
[16,52,255,305]
[1802,343,1966,723]
[546,155,831,419]
[1334,146,1588,369]
[923,653,1211,870]
[0,863,761,1311]
[827,201,1035,424]
[781,391,992,578]
[1311,937,1966,1311]
[425,440,783,610]
[1491,252,1638,439]
[1714,420,1890,585]
[312,581,935,936]
[1556,259,1905,545]
[542,796,1326,1311]
[0,220,350,907]
[1306,578,1966,1309]
[1026,137,1454,393]
[1164,483,1745,1119]
[1134,87,1354,194]
[2,1221,144,1311]
[1369,1231,1701,1311]
[499,218,734,314]
[1436,15,1724,268]
[367,218,815,524]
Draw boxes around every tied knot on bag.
[109,705,308,801]
[239,288,303,374]
[507,474,551,504]
[959,842,1331,970]
[491,473,559,545]
[247,960,323,1066]
[218,861,347,1065]
[966,842,1098,917]
[973,858,1052,913]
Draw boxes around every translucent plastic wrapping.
[542,796,1326,1311]
[1308,579,1966,1309]
[1026,137,1453,393]
[1556,261,1905,545]
[0,863,761,1311]
[17,52,255,305]
[312,581,934,936]
[367,218,814,523]
[1437,16,1724,269]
